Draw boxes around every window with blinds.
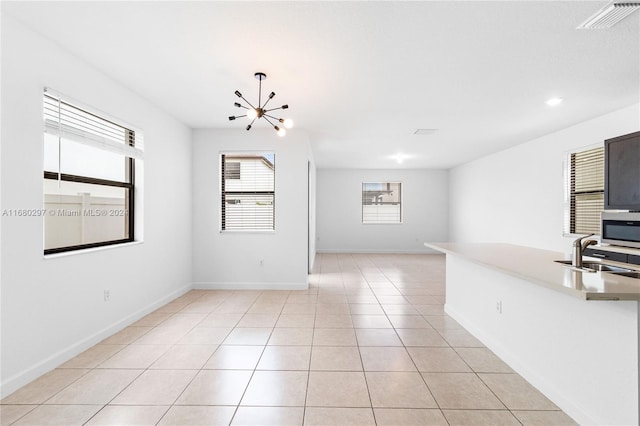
[221,153,275,231]
[567,146,604,235]
[43,90,142,254]
[362,182,402,224]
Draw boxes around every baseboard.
[315,248,441,254]
[444,304,595,426]
[193,281,308,290]
[0,284,192,399]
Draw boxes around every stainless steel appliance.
[602,212,640,249]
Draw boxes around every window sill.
[44,241,143,259]
[220,230,276,234]
[563,232,600,239]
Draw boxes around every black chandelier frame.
[228,72,291,135]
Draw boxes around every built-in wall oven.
[601,212,640,249]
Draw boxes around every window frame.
[220,152,276,232]
[564,144,604,237]
[361,181,403,225]
[43,93,137,255]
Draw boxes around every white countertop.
[425,242,640,301]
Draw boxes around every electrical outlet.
[496,300,502,314]
[259,260,264,267]
[104,290,110,302]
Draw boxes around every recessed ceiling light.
[546,97,564,106]
[389,153,413,164]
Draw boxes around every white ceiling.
[3,1,639,169]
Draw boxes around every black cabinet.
[628,254,640,266]
[583,248,628,263]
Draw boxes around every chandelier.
[228,72,293,136]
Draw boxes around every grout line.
[345,253,378,426]
[300,296,318,425]
[228,292,286,424]
[7,254,572,425]
[119,290,234,426]
[80,302,200,424]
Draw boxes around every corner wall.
[1,15,192,396]
[449,104,640,253]
[316,169,449,253]
[192,128,313,289]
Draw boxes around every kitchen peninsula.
[426,242,639,426]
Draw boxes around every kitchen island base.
[445,254,638,426]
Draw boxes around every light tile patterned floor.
[0,253,578,425]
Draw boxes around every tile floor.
[0,253,578,425]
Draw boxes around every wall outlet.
[496,300,502,314]
[259,260,264,267]
[104,290,110,302]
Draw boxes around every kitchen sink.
[554,260,634,273]
[583,263,632,273]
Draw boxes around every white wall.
[316,169,448,253]
[0,15,192,396]
[308,147,317,272]
[449,104,640,253]
[192,128,313,289]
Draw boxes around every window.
[565,146,604,235]
[221,153,275,231]
[362,182,402,224]
[43,91,142,254]
[225,162,241,180]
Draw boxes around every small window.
[565,146,604,235]
[362,182,402,224]
[221,153,275,231]
[43,91,142,254]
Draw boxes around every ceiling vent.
[577,1,640,29]
[413,129,438,135]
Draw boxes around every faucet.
[572,234,598,268]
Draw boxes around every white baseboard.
[315,248,441,254]
[193,281,308,290]
[0,284,192,399]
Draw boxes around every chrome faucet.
[572,234,598,268]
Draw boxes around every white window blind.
[44,93,143,161]
[362,182,402,224]
[221,154,275,231]
[568,146,604,235]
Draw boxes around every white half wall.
[449,104,640,253]
[192,129,313,289]
[316,169,448,253]
[1,15,192,396]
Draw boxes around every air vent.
[577,1,640,29]
[413,129,438,135]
